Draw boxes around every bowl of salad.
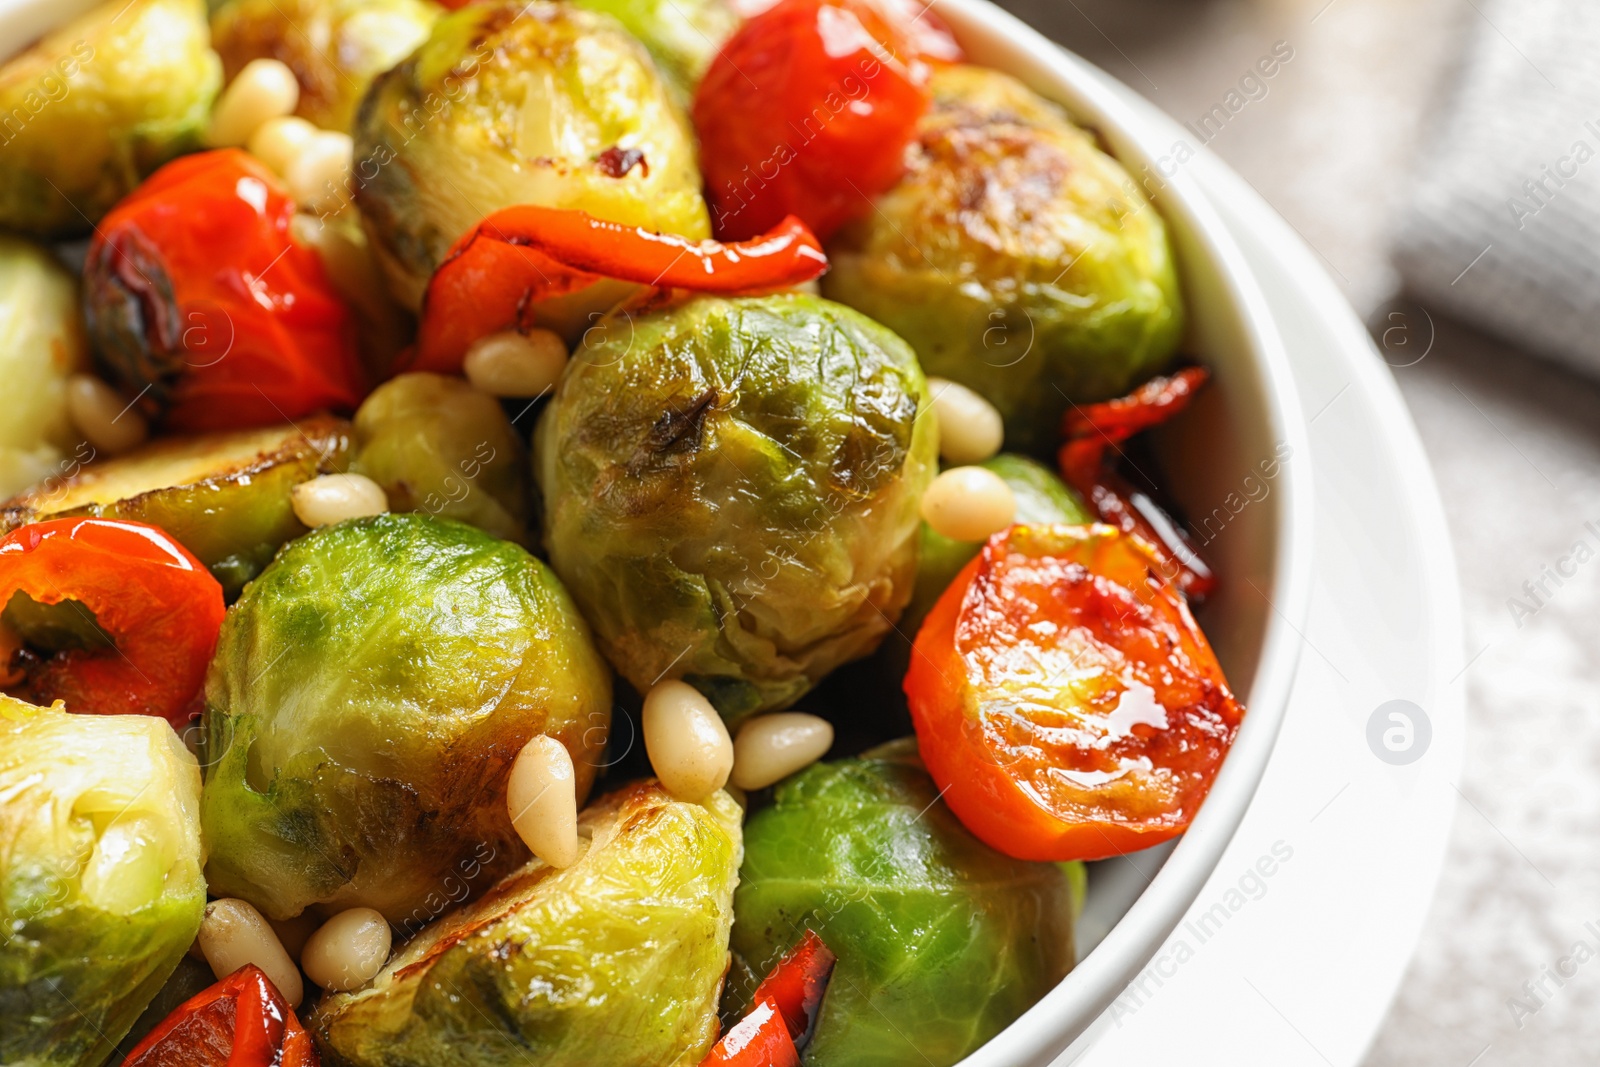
[0,0,1310,1063]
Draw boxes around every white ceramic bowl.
[927,2,1314,1063]
[0,0,1313,1061]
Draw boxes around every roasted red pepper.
[412,206,828,373]
[123,965,317,1067]
[752,930,836,1048]
[905,524,1245,861]
[84,149,365,433]
[0,518,225,726]
[700,999,800,1067]
[1057,367,1217,600]
[703,930,836,1065]
[694,0,932,241]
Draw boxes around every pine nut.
[286,131,354,215]
[291,473,388,528]
[927,377,1004,465]
[248,115,319,178]
[642,680,733,802]
[462,329,569,398]
[301,907,391,992]
[65,374,146,456]
[731,712,834,791]
[921,466,1016,542]
[198,897,304,1005]
[205,58,300,148]
[506,735,580,869]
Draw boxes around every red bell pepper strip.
[122,964,318,1067]
[701,930,837,1065]
[699,999,801,1067]
[411,206,828,374]
[1057,367,1218,600]
[752,930,836,1048]
[0,518,225,726]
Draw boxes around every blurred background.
[986,1,1600,1064]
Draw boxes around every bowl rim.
[929,2,1315,1063]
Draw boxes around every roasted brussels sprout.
[0,697,206,1067]
[353,1,710,310]
[730,740,1075,1066]
[535,293,936,723]
[565,0,738,101]
[313,782,743,1066]
[823,65,1184,451]
[0,0,221,236]
[200,513,612,922]
[0,236,88,501]
[1,415,352,598]
[211,0,442,131]
[351,373,530,544]
[907,453,1091,632]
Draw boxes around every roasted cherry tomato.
[84,149,365,433]
[693,0,931,241]
[0,518,225,726]
[1058,367,1217,599]
[904,524,1245,861]
[122,965,317,1067]
[413,205,827,372]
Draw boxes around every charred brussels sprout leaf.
[823,65,1184,452]
[0,0,221,236]
[0,235,88,500]
[351,373,530,544]
[534,293,936,723]
[564,0,738,101]
[908,453,1091,633]
[0,697,206,1067]
[1,416,352,599]
[211,0,442,132]
[730,740,1075,1066]
[312,782,743,1067]
[352,0,709,310]
[200,513,612,923]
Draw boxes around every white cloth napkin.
[1393,0,1600,378]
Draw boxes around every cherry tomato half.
[904,524,1245,861]
[0,518,225,726]
[694,0,931,241]
[122,965,317,1067]
[84,149,365,433]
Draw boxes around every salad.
[0,0,1246,1064]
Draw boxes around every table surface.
[992,2,1600,1065]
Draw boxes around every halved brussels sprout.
[211,0,442,132]
[351,372,530,544]
[534,293,936,723]
[564,0,738,101]
[907,453,1091,633]
[0,696,206,1067]
[353,0,710,310]
[200,513,612,922]
[0,235,88,501]
[312,782,743,1066]
[0,0,221,236]
[823,65,1184,451]
[730,739,1075,1066]
[1,415,351,598]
